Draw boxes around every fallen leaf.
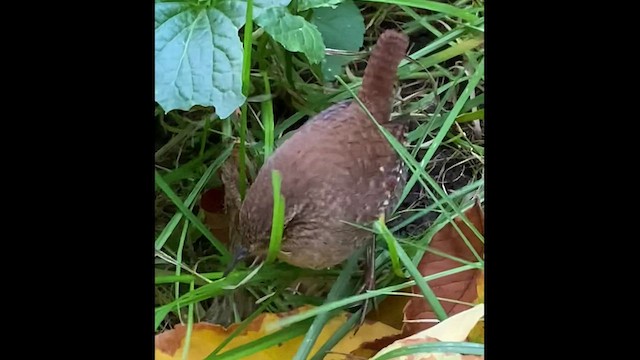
[422,304,484,343]
[200,144,244,247]
[371,305,484,360]
[200,187,230,245]
[467,274,484,344]
[473,273,484,304]
[403,203,484,336]
[366,290,413,330]
[155,305,401,360]
[351,334,405,358]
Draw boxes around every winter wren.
[236,30,410,269]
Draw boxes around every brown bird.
[233,30,410,275]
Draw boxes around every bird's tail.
[356,29,409,124]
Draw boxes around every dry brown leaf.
[371,305,484,360]
[351,334,406,358]
[155,305,401,360]
[403,203,484,336]
[200,187,230,245]
[200,145,245,247]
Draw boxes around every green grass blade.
[401,5,443,36]
[155,304,173,331]
[409,79,458,158]
[156,272,223,285]
[206,296,278,358]
[213,319,314,360]
[309,308,363,360]
[400,239,476,266]
[274,111,306,138]
[159,266,306,313]
[363,0,479,22]
[159,144,221,188]
[155,144,233,250]
[397,57,485,236]
[390,224,447,321]
[375,342,484,360]
[155,170,231,262]
[399,25,472,67]
[462,93,484,112]
[175,219,190,321]
[403,37,484,75]
[266,170,285,263]
[223,262,264,290]
[267,263,481,331]
[293,246,366,360]
[414,181,484,263]
[410,200,483,265]
[374,218,405,278]
[181,280,196,360]
[238,0,254,199]
[335,74,485,262]
[261,71,275,159]
[155,250,213,285]
[456,109,484,123]
[389,179,483,232]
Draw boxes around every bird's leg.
[354,236,377,333]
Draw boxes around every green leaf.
[154,0,289,118]
[319,56,348,81]
[216,0,291,28]
[298,0,345,11]
[311,0,364,81]
[256,7,325,64]
[312,0,363,51]
[155,3,245,118]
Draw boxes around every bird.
[231,29,410,277]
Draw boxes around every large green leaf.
[154,0,290,118]
[216,0,291,28]
[256,7,326,64]
[298,0,345,11]
[311,0,364,81]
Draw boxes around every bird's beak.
[223,244,248,277]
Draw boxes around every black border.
[32,1,155,357]
[484,3,597,354]
[28,1,604,358]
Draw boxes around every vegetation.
[155,0,484,358]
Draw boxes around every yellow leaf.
[155,305,401,360]
[423,304,484,342]
[371,304,484,360]
[473,272,484,304]
[366,289,412,330]
[468,273,484,343]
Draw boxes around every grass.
[154,0,484,357]
[266,170,285,264]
